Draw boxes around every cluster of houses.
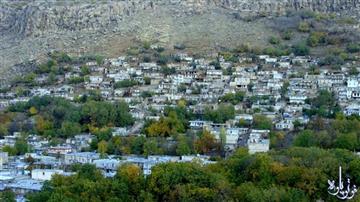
[0,50,360,199]
[0,148,213,200]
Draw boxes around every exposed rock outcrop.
[0,0,359,83]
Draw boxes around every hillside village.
[0,43,359,200]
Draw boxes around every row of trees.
[7,96,134,139]
[294,114,360,151]
[25,147,360,201]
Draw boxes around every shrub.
[281,30,293,40]
[114,80,138,88]
[293,43,310,56]
[234,44,250,53]
[346,44,360,53]
[307,32,327,47]
[143,41,151,50]
[160,66,176,76]
[318,55,344,66]
[269,36,281,45]
[263,47,287,57]
[298,22,310,32]
[156,55,169,65]
[337,17,357,25]
[68,77,84,84]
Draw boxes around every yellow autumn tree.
[29,106,38,115]
[35,115,53,135]
[97,140,108,158]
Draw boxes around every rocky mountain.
[0,0,359,83]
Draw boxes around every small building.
[247,130,270,154]
[31,169,64,181]
[344,104,360,116]
[64,152,100,165]
[0,152,9,166]
[275,119,294,131]
[47,146,73,156]
[7,179,43,194]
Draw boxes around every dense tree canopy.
[7,96,134,139]
[25,147,360,201]
[204,104,235,123]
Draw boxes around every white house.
[247,130,270,154]
[89,76,103,84]
[64,152,100,165]
[344,104,360,116]
[31,169,64,181]
[275,119,294,130]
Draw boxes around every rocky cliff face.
[0,0,359,83]
[2,0,359,37]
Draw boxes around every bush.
[68,77,84,84]
[234,44,250,53]
[318,55,344,66]
[269,36,281,45]
[293,43,310,56]
[263,46,289,57]
[143,41,151,50]
[349,67,359,75]
[160,66,176,76]
[114,80,138,88]
[156,55,169,65]
[337,17,357,25]
[144,77,151,85]
[50,51,72,63]
[155,47,165,53]
[307,32,327,47]
[140,91,154,98]
[209,61,221,70]
[281,30,293,40]
[298,22,310,32]
[346,44,360,53]
[142,56,151,62]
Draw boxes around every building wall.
[32,169,63,181]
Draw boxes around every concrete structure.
[31,169,64,181]
[247,130,270,154]
[64,152,100,165]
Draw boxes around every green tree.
[47,72,56,85]
[281,30,293,40]
[143,139,162,156]
[293,130,316,147]
[60,121,81,138]
[176,135,191,155]
[194,130,219,154]
[114,79,138,88]
[116,164,144,198]
[146,112,184,137]
[268,36,280,45]
[15,139,29,155]
[334,133,358,150]
[293,42,310,56]
[349,66,359,75]
[2,145,17,156]
[0,189,16,202]
[144,77,151,85]
[219,127,227,150]
[307,32,326,47]
[147,162,229,202]
[253,115,272,130]
[80,65,90,76]
[204,104,235,123]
